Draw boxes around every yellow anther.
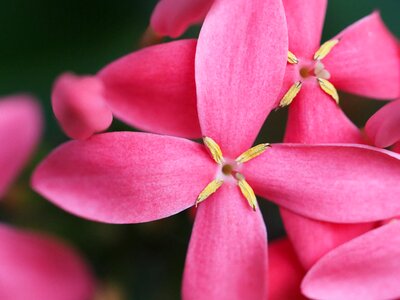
[317,78,339,104]
[236,143,270,164]
[236,174,257,211]
[314,39,340,60]
[279,81,303,107]
[203,136,224,164]
[196,179,224,207]
[287,51,299,64]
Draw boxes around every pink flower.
[0,95,95,300]
[277,0,400,270]
[301,101,400,300]
[33,0,400,298]
[52,39,200,140]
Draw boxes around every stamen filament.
[279,81,303,107]
[236,173,257,211]
[317,78,339,104]
[287,51,299,64]
[236,143,270,164]
[314,39,340,60]
[203,136,224,164]
[196,179,224,207]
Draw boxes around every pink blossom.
[33,0,400,298]
[52,40,200,140]
[277,0,400,270]
[0,95,95,300]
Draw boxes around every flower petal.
[302,221,400,300]
[365,98,400,148]
[0,96,42,197]
[52,73,113,140]
[323,12,400,99]
[98,40,201,139]
[196,0,288,157]
[182,185,268,300]
[284,80,363,143]
[150,0,213,38]
[280,208,375,269]
[243,144,400,222]
[32,132,215,223]
[0,224,94,300]
[283,0,327,58]
[268,238,305,300]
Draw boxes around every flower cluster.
[1,0,398,299]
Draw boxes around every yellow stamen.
[203,136,224,164]
[196,179,224,207]
[236,173,257,211]
[287,51,299,64]
[313,39,340,60]
[317,78,339,104]
[236,143,270,164]
[279,81,303,107]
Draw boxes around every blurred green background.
[0,0,398,299]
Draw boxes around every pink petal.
[98,40,201,139]
[182,185,268,300]
[280,208,375,269]
[323,12,400,99]
[196,0,288,158]
[0,96,42,197]
[52,73,113,140]
[0,224,94,300]
[150,0,213,38]
[243,144,400,222]
[284,80,364,143]
[365,98,400,148]
[268,238,305,300]
[302,221,400,300]
[283,0,327,58]
[32,132,215,223]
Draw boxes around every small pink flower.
[0,96,42,197]
[0,95,95,300]
[0,224,95,300]
[33,0,400,298]
[52,40,201,140]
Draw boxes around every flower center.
[196,137,271,211]
[222,163,234,175]
[280,41,341,108]
[299,66,312,79]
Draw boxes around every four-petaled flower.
[33,0,400,299]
